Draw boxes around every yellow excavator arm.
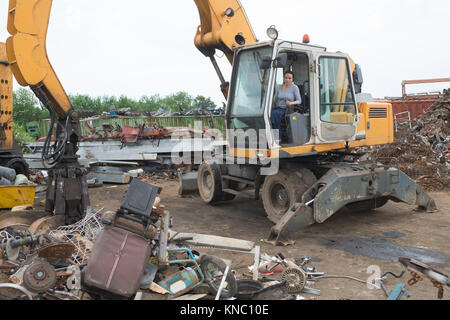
[194,0,257,64]
[6,0,71,119]
[194,0,258,97]
[6,0,258,106]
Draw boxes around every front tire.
[197,162,235,204]
[262,168,317,224]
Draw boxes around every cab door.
[314,53,358,143]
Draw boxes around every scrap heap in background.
[370,94,450,191]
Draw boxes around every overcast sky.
[1,0,449,106]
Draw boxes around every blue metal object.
[387,284,411,300]
[156,248,205,296]
[157,267,200,295]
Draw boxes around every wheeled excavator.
[3,0,436,242]
[189,0,438,244]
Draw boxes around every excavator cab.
[226,40,359,152]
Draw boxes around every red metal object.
[120,126,140,143]
[376,94,442,121]
[38,243,76,264]
[376,78,449,121]
[84,226,151,298]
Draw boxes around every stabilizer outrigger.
[267,163,437,245]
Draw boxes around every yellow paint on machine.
[229,102,394,159]
[0,185,36,209]
[0,43,14,151]
[6,0,72,118]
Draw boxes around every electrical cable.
[31,84,70,167]
[41,107,70,167]
[312,275,380,289]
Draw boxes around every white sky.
[1,0,450,106]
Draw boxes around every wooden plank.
[175,233,255,252]
[172,293,207,301]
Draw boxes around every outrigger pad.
[266,204,315,246]
[414,184,438,213]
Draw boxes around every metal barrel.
[0,166,16,182]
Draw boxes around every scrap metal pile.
[151,106,225,117]
[102,106,225,118]
[0,179,241,300]
[82,122,183,144]
[369,96,450,191]
[37,122,208,145]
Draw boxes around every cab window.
[229,47,272,131]
[319,57,356,124]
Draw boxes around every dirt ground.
[50,177,448,301]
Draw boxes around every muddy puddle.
[323,237,450,266]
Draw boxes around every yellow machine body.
[0,43,14,151]
[230,101,394,159]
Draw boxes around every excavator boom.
[7,0,71,118]
[194,0,257,97]
[194,0,257,64]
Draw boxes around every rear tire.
[262,168,317,224]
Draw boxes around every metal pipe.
[0,166,16,182]
[402,78,450,97]
[0,284,33,300]
[215,265,230,300]
[209,55,226,86]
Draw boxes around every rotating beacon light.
[302,34,310,44]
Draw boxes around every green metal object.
[25,121,40,138]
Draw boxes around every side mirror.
[353,64,364,94]
[273,53,288,68]
[260,56,272,69]
[260,53,288,69]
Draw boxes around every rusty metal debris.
[399,256,450,299]
[0,179,246,300]
[369,97,450,191]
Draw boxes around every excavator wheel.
[262,168,317,224]
[345,197,389,213]
[197,162,235,204]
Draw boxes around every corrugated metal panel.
[375,94,441,120]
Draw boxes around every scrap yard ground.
[40,179,449,301]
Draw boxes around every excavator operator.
[271,71,302,141]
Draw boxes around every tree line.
[12,88,218,126]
